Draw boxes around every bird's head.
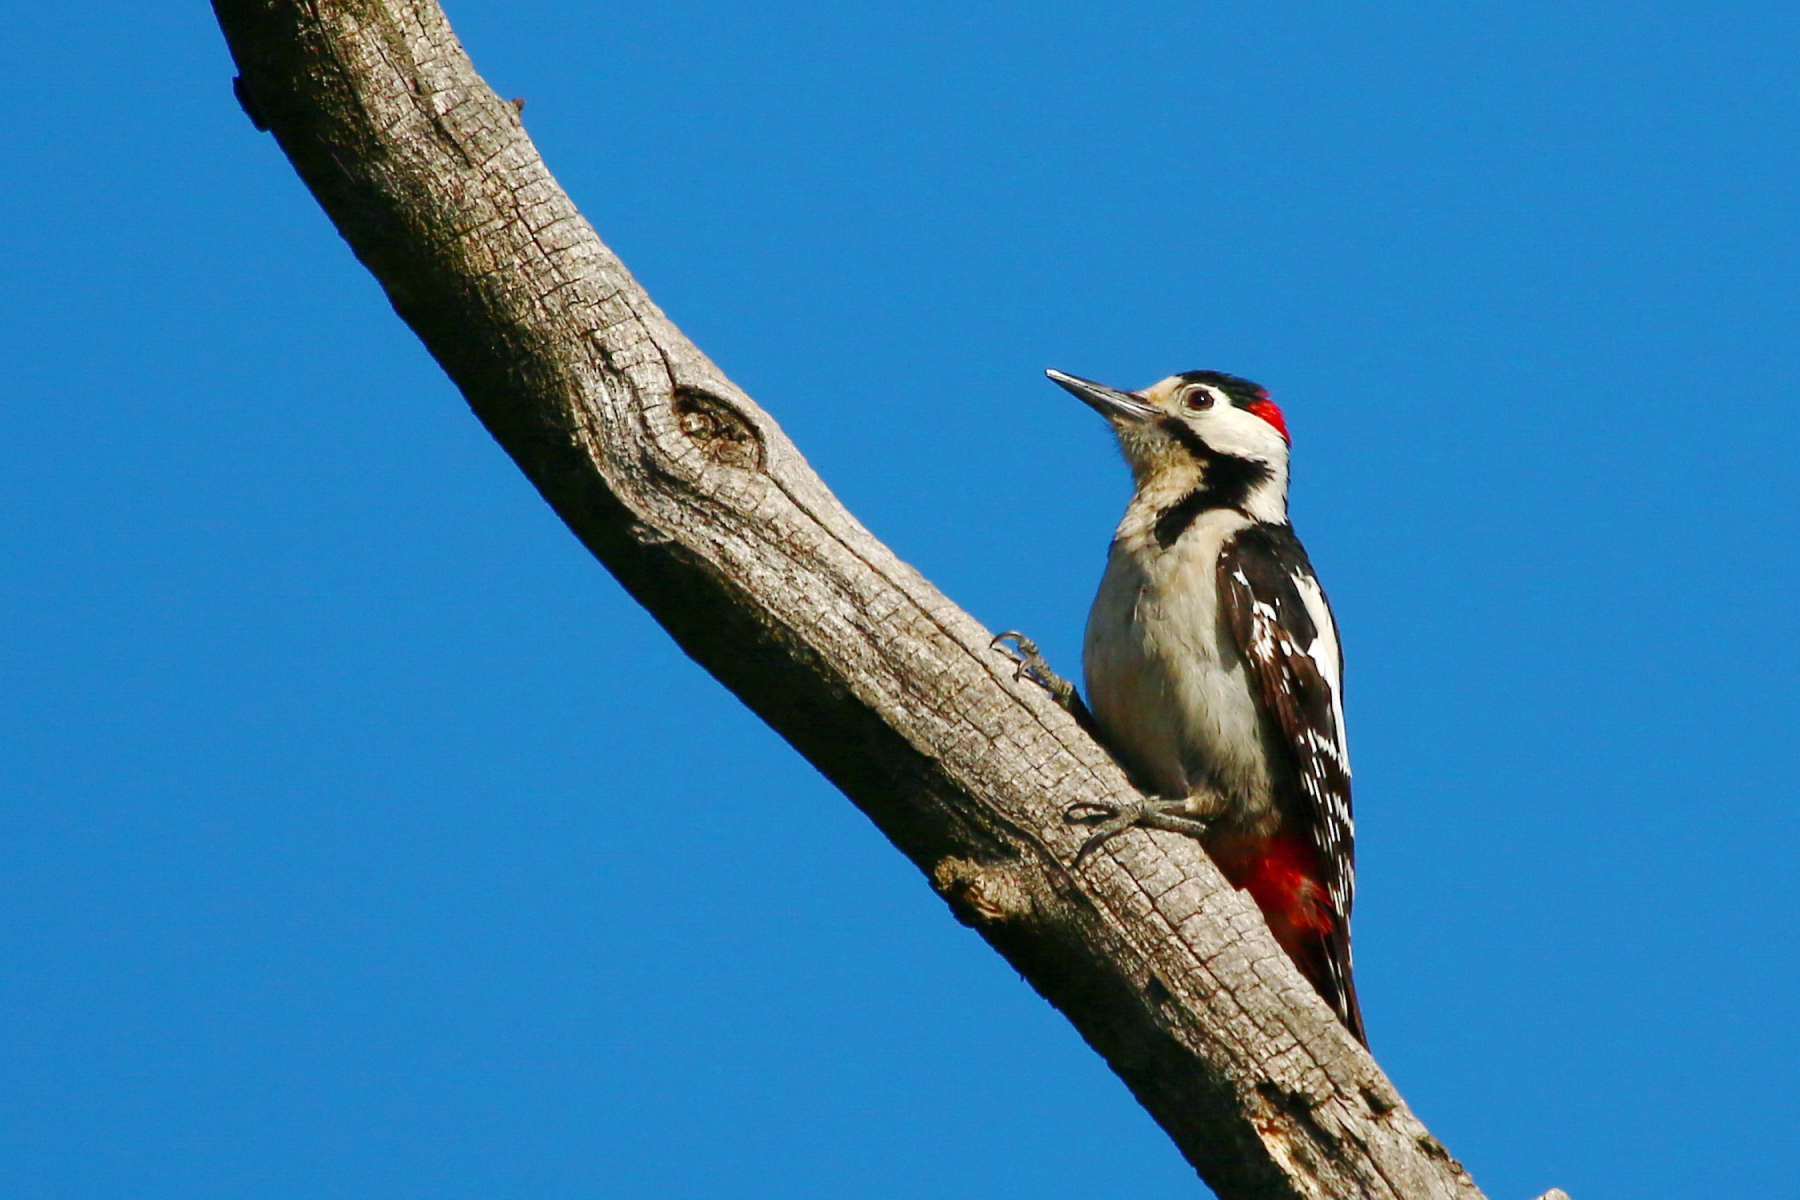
[1047,368,1291,523]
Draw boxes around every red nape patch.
[1246,397,1289,443]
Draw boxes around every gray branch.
[211,3,1544,1196]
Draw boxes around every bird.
[993,367,1364,1044]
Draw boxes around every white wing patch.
[1288,570,1352,915]
[1291,571,1350,777]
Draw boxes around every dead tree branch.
[211,3,1519,1196]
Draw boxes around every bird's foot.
[991,631,1080,711]
[1065,796,1215,867]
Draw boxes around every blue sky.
[4,3,1798,1198]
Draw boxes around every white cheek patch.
[1194,404,1290,463]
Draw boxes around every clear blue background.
[3,3,1796,1198]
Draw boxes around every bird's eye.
[1184,388,1215,411]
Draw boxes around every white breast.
[1083,507,1273,805]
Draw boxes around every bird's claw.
[1065,797,1214,867]
[991,631,1076,702]
[990,630,1045,683]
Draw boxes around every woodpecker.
[995,367,1364,1044]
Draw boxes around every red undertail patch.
[1237,832,1335,939]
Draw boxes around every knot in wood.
[674,387,763,471]
[932,857,1030,925]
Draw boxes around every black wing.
[1217,521,1362,1039]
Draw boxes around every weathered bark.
[211,3,1524,1196]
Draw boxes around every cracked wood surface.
[211,3,1509,1197]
